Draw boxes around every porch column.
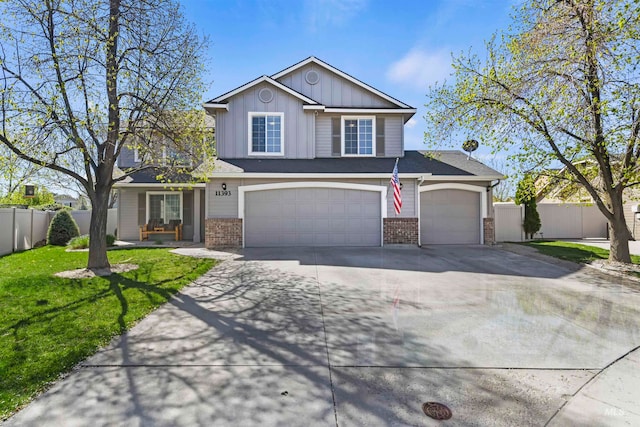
[193,189,201,243]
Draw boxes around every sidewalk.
[548,347,640,426]
[563,239,640,256]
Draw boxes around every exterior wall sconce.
[221,182,227,191]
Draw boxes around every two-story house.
[201,57,502,248]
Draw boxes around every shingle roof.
[212,151,503,177]
[120,167,198,184]
[119,151,503,184]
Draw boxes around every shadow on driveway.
[5,247,640,426]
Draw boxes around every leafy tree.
[47,210,80,246]
[0,0,209,269]
[424,0,640,263]
[0,186,55,207]
[515,175,542,239]
[0,146,47,196]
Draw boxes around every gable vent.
[305,70,320,85]
[258,88,274,103]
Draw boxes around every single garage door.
[245,187,381,247]
[421,189,480,244]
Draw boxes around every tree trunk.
[608,191,632,264]
[87,185,111,270]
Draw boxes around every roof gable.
[205,75,319,105]
[271,57,412,109]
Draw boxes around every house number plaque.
[215,190,232,196]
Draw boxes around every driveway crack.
[314,249,340,427]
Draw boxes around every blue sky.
[182,0,516,154]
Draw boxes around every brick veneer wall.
[205,218,242,248]
[483,217,495,245]
[384,218,419,245]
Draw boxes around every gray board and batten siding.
[314,114,404,158]
[274,63,397,108]
[215,83,314,159]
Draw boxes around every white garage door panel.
[421,189,480,244]
[245,188,381,247]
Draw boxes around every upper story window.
[342,116,375,156]
[249,112,284,156]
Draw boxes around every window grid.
[342,117,374,156]
[148,193,182,223]
[250,113,283,155]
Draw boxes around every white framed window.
[248,112,284,156]
[146,191,183,223]
[342,116,375,156]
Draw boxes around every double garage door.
[420,189,481,244]
[245,188,381,247]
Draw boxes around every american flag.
[391,160,402,215]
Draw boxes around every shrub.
[68,235,90,249]
[47,210,80,246]
[68,234,116,249]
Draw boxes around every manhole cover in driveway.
[422,402,452,420]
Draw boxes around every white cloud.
[305,0,368,32]
[387,49,452,89]
[405,118,418,129]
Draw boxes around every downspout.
[417,176,425,247]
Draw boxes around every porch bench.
[139,223,183,241]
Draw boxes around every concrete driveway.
[4,246,640,426]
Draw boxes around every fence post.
[30,208,34,249]
[11,207,16,253]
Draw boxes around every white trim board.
[202,103,229,111]
[238,181,388,248]
[113,183,206,188]
[207,75,319,105]
[205,172,434,179]
[419,183,488,244]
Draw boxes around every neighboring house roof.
[209,151,503,178]
[54,193,78,202]
[205,75,320,106]
[270,56,413,109]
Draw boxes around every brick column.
[383,218,419,245]
[205,218,242,248]
[483,217,495,245]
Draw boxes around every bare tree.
[0,0,209,269]
[425,0,640,263]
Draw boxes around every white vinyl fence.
[494,203,608,242]
[0,208,117,256]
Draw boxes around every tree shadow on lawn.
[4,260,595,426]
[0,258,203,421]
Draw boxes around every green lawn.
[522,240,640,264]
[0,246,216,420]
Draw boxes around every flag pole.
[395,158,399,217]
